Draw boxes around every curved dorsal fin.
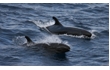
[52,17,62,26]
[25,36,34,44]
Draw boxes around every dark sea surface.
[0,3,109,66]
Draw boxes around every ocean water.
[0,3,109,66]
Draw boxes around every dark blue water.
[0,3,109,66]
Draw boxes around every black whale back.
[24,36,70,53]
[48,17,92,38]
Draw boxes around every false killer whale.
[24,36,70,53]
[46,17,92,38]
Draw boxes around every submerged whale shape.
[24,36,70,53]
[46,17,92,38]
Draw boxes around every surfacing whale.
[24,36,70,53]
[46,17,92,38]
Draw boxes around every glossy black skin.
[46,17,92,38]
[24,36,70,53]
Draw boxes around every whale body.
[46,17,92,38]
[24,36,70,53]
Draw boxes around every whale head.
[45,43,70,53]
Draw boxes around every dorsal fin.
[25,36,34,44]
[52,17,62,26]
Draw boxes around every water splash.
[30,20,55,28]
[13,35,69,46]
[90,30,97,39]
[36,34,69,45]
[13,36,27,45]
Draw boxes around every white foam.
[59,34,86,38]
[58,30,97,39]
[13,36,27,45]
[90,30,97,39]
[38,35,62,43]
[35,35,69,45]
[30,20,54,28]
[13,35,69,46]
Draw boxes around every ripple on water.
[0,3,109,66]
